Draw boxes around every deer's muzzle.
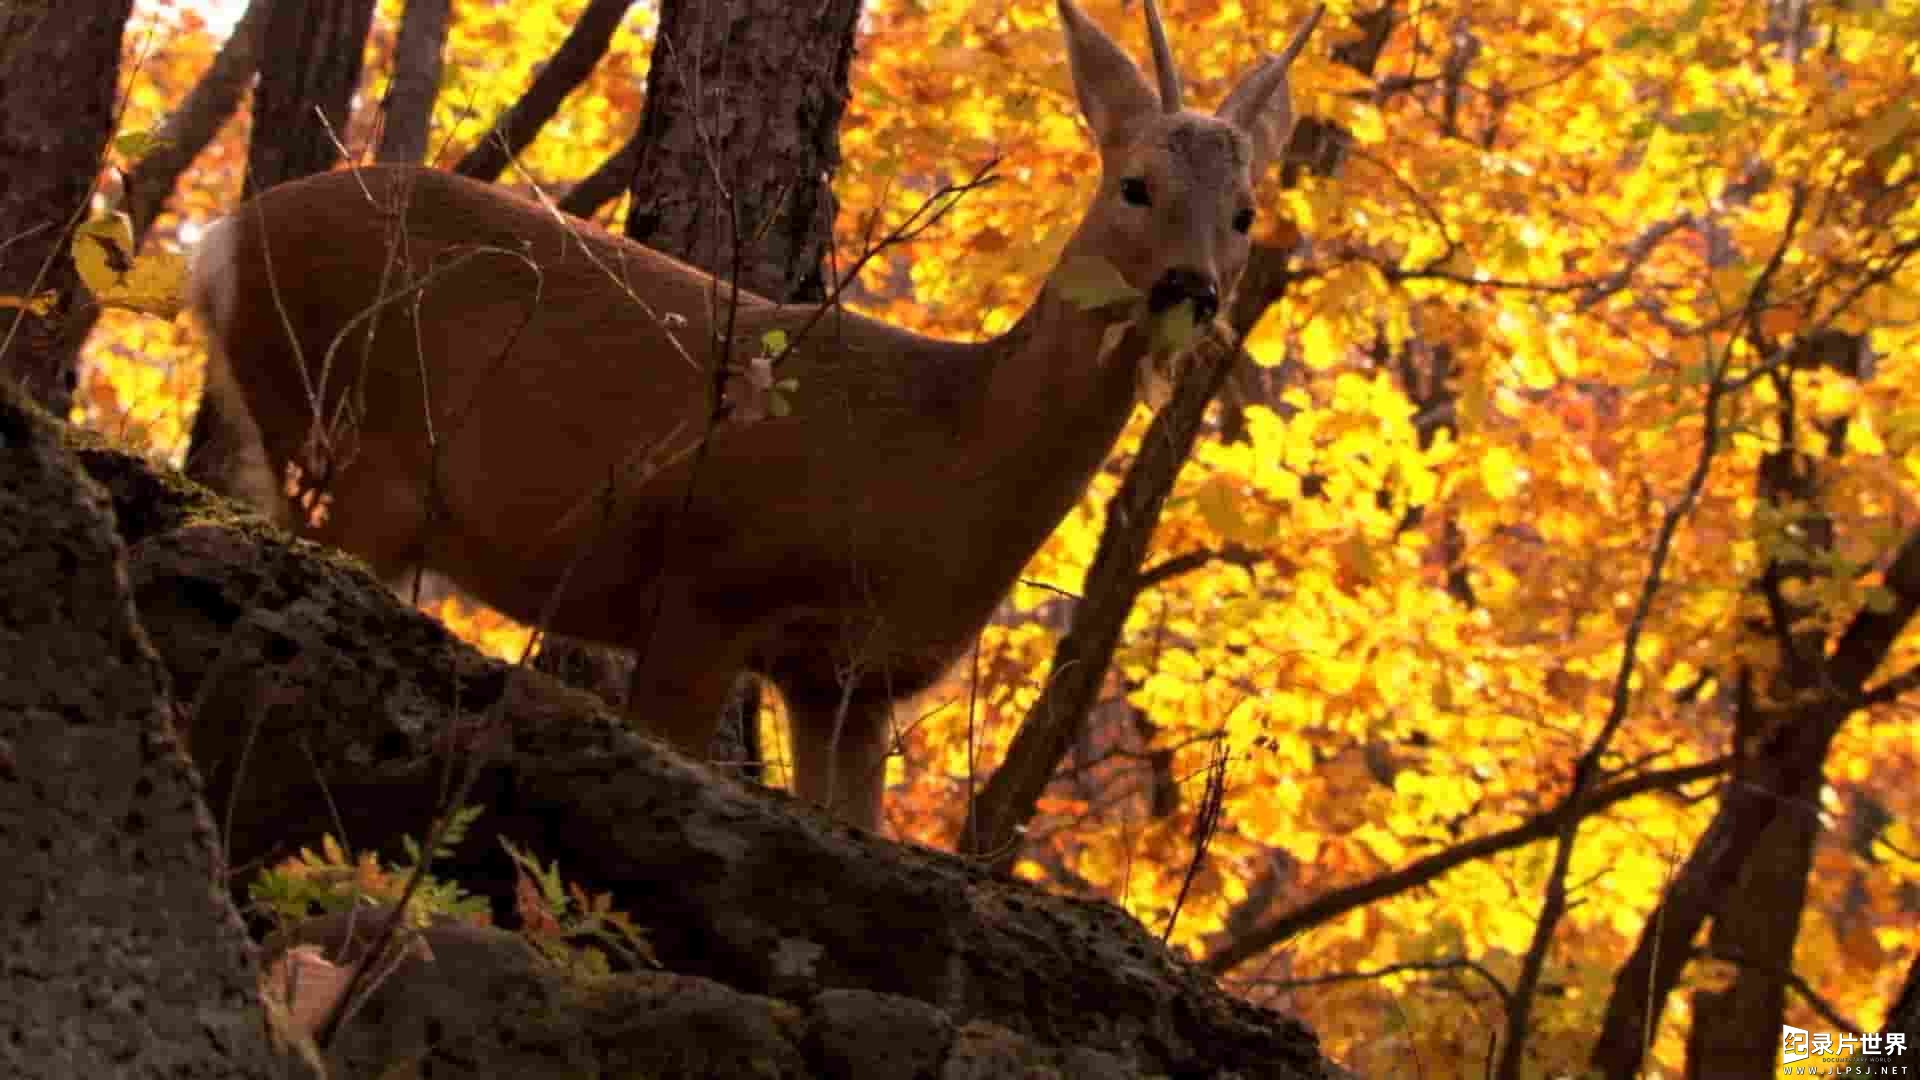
[1148,267,1219,324]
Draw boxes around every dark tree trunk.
[244,0,377,195]
[377,0,452,164]
[623,0,863,302]
[1684,807,1819,1077]
[0,0,132,416]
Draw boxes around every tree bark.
[244,0,377,195]
[0,0,132,416]
[278,914,1297,1077]
[376,0,451,164]
[622,0,863,302]
[453,0,636,182]
[1886,951,1920,1047]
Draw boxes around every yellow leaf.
[1301,316,1343,370]
[73,213,188,319]
[1479,444,1523,500]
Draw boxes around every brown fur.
[189,0,1311,832]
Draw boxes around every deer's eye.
[1119,177,1152,207]
[1232,207,1255,234]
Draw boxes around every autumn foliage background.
[70,0,1920,1072]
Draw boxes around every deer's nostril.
[1149,268,1219,325]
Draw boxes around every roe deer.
[187,0,1317,833]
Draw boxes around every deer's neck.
[964,283,1141,555]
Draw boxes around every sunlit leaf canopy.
[85,0,1920,1071]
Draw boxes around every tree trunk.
[0,0,132,417]
[622,0,863,303]
[377,0,451,164]
[1684,806,1819,1077]
[244,0,377,196]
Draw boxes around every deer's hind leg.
[622,591,758,770]
[782,685,892,833]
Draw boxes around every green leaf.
[1614,24,1665,50]
[1666,110,1725,135]
[112,129,166,160]
[1152,300,1202,354]
[1055,255,1142,311]
[760,328,790,355]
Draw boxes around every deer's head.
[1058,0,1313,327]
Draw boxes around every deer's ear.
[1217,57,1298,175]
[1218,9,1321,174]
[1058,0,1160,151]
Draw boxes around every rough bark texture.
[244,0,377,195]
[623,0,863,302]
[453,0,636,182]
[123,0,269,242]
[0,0,132,416]
[53,433,1333,1079]
[0,382,288,1076]
[377,0,451,165]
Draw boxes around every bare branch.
[124,0,270,241]
[453,0,635,182]
[376,0,450,164]
[1204,757,1731,974]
